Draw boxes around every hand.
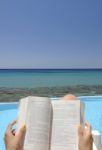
[4,120,26,150]
[78,122,93,150]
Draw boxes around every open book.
[17,96,84,150]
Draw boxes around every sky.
[0,0,102,69]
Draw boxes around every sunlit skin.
[78,122,93,150]
[4,120,26,150]
[62,94,77,100]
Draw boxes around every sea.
[0,69,102,102]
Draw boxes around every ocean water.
[0,69,102,88]
[0,69,102,101]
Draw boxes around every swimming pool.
[0,96,102,150]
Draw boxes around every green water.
[0,69,102,88]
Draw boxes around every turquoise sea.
[0,69,102,88]
[0,69,102,101]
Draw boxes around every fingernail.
[22,123,26,129]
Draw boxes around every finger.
[6,120,16,131]
[12,129,16,136]
[17,124,26,140]
[78,124,83,137]
[84,122,92,131]
[5,120,16,136]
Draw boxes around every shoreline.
[0,85,102,102]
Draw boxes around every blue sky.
[0,0,102,68]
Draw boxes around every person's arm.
[4,120,26,150]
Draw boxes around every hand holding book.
[4,94,93,150]
[4,120,26,150]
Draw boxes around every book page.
[50,100,84,150]
[17,96,52,150]
[17,97,29,133]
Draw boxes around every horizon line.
[0,68,102,70]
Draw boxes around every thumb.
[17,124,26,140]
[78,125,83,137]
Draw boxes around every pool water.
[79,96,102,135]
[0,96,102,150]
[0,103,18,150]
